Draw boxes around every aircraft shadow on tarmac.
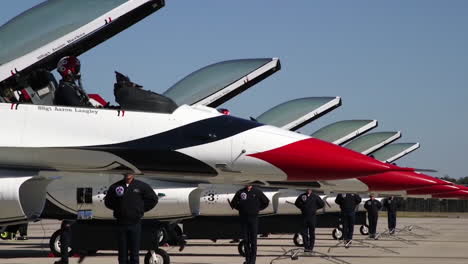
[0,250,49,259]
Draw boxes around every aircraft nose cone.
[359,171,443,191]
[248,138,404,181]
[432,189,468,199]
[407,184,460,195]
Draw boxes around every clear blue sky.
[1,1,467,178]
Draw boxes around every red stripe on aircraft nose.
[407,184,459,195]
[359,171,445,191]
[432,190,468,199]
[248,138,409,181]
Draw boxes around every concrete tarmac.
[1,217,468,264]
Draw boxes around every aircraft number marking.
[203,190,219,204]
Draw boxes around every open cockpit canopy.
[0,0,165,85]
[345,131,402,155]
[372,143,420,163]
[163,58,281,107]
[0,0,167,109]
[255,97,341,131]
[311,120,378,145]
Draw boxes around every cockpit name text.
[37,106,98,115]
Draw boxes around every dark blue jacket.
[364,199,382,216]
[105,179,158,224]
[231,187,269,217]
[295,193,325,218]
[335,193,361,214]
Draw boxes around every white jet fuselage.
[0,103,302,182]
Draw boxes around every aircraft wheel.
[144,248,170,264]
[360,225,369,235]
[0,231,11,240]
[49,230,73,257]
[332,228,343,240]
[238,240,246,257]
[293,233,304,247]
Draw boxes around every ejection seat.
[27,70,58,105]
[113,71,178,113]
[0,70,58,105]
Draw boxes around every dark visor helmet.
[57,56,81,78]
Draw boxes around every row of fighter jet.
[36,57,466,256]
[1,2,467,261]
[0,0,466,229]
[38,57,468,226]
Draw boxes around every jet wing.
[163,58,281,107]
[0,0,165,85]
[255,97,342,131]
[344,131,402,155]
[372,143,420,163]
[311,120,378,145]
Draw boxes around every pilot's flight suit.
[55,79,92,107]
[383,197,399,233]
[364,198,382,238]
[335,193,362,242]
[231,187,270,264]
[294,192,325,252]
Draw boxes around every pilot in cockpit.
[54,56,93,107]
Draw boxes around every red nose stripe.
[248,138,407,181]
[359,171,441,191]
[407,184,459,195]
[432,190,468,199]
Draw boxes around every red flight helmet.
[57,56,81,79]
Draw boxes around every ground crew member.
[335,193,361,247]
[294,189,325,252]
[383,196,399,234]
[54,220,74,264]
[55,56,93,107]
[364,194,382,238]
[17,223,28,240]
[230,185,270,264]
[105,173,158,264]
